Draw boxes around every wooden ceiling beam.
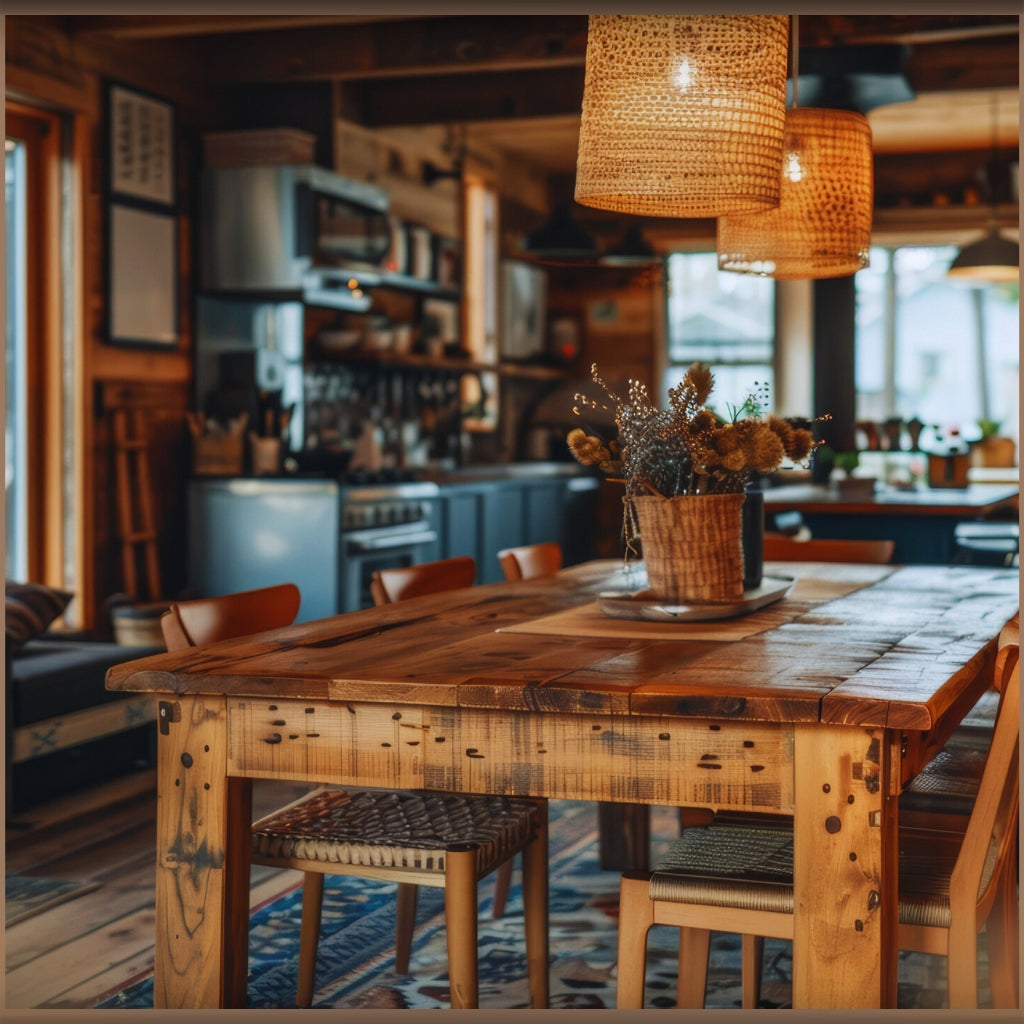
[165,15,589,84]
[65,14,429,40]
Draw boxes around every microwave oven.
[199,164,393,310]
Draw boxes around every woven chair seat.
[646,818,978,931]
[899,744,988,816]
[253,788,541,876]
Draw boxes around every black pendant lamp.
[948,92,1019,285]
[600,223,659,266]
[521,203,599,263]
[948,229,1020,284]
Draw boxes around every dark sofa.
[5,580,165,816]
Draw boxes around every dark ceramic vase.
[741,481,764,591]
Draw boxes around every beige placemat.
[497,575,867,642]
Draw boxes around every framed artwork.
[107,81,176,208]
[107,203,178,347]
[105,80,178,347]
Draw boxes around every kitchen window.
[664,251,776,415]
[854,243,1020,445]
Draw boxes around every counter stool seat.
[252,786,549,1009]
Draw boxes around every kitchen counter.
[419,461,596,484]
[764,482,1019,563]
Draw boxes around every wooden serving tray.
[597,574,794,622]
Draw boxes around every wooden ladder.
[112,407,162,602]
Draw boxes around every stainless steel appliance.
[338,480,442,611]
[188,476,441,620]
[199,164,392,311]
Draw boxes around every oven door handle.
[346,529,438,553]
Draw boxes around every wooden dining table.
[106,558,1019,1010]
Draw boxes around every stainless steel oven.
[338,481,442,612]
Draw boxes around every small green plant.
[977,419,1002,440]
[833,450,861,476]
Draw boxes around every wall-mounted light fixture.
[574,14,790,218]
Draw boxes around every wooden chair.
[497,542,563,582]
[159,582,301,648]
[616,647,1020,1010]
[370,555,477,606]
[162,582,548,1009]
[763,532,896,564]
[370,554,536,935]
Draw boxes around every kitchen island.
[764,482,1019,564]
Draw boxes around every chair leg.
[742,934,765,1009]
[677,927,710,1008]
[945,924,979,1009]
[616,872,655,1008]
[985,863,1020,1009]
[296,871,325,1007]
[492,859,513,919]
[394,882,418,976]
[521,805,550,1009]
[444,847,479,1009]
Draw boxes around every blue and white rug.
[97,800,963,1010]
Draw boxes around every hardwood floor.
[4,771,312,1010]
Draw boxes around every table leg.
[154,695,245,1008]
[792,723,898,1008]
[597,802,651,871]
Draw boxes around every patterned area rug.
[5,874,101,926]
[97,800,966,1010]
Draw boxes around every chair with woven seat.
[370,553,536,929]
[763,533,895,564]
[616,648,1020,1010]
[497,542,563,582]
[163,582,549,1009]
[252,786,549,1009]
[900,612,1019,829]
[370,555,477,605]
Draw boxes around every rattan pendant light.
[574,15,790,218]
[717,18,874,280]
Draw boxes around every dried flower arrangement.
[568,361,821,556]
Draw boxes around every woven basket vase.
[633,493,746,603]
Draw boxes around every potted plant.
[833,450,877,499]
[566,362,817,602]
[972,419,1016,468]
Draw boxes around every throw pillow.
[5,580,74,651]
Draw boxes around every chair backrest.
[952,644,1019,921]
[497,542,563,582]
[763,532,895,564]
[160,582,302,650]
[370,555,476,606]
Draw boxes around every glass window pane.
[665,251,775,413]
[855,243,1019,445]
[5,137,28,580]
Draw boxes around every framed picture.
[107,203,178,347]
[107,80,175,209]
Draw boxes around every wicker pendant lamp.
[717,18,874,280]
[716,108,873,279]
[574,15,790,218]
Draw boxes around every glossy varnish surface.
[108,561,1018,735]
